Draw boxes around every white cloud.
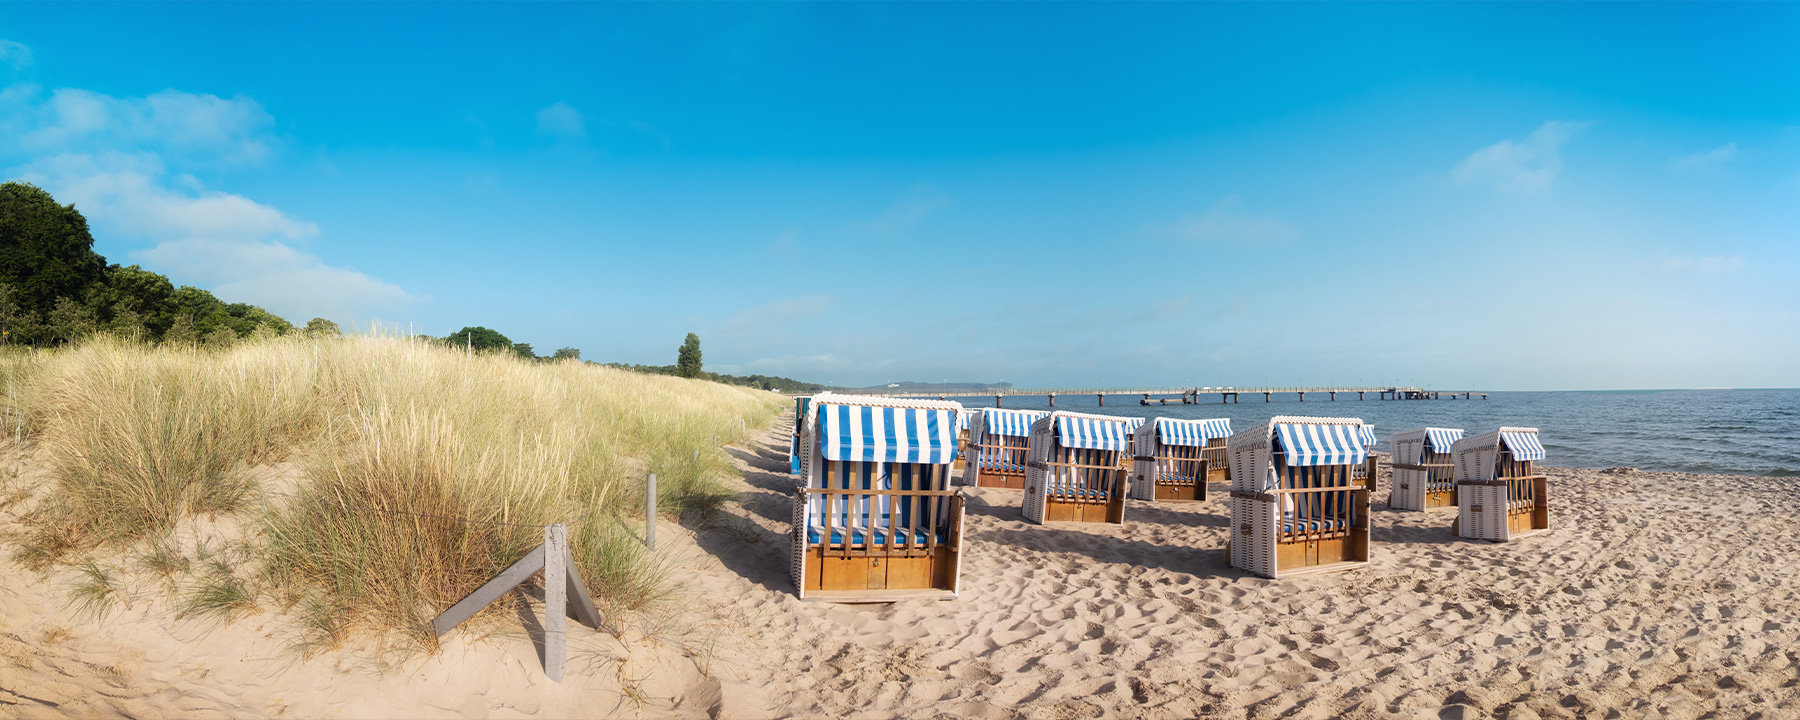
[1454,120,1593,194]
[0,40,31,71]
[536,102,586,142]
[1157,195,1298,246]
[17,152,316,241]
[17,88,277,164]
[857,184,949,235]
[135,238,411,322]
[1672,143,1738,171]
[1660,254,1746,275]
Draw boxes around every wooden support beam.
[429,523,603,683]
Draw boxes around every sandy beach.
[3,416,1797,719]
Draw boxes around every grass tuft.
[179,559,257,621]
[65,559,128,620]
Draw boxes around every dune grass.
[2,334,784,650]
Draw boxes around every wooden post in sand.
[646,473,658,550]
[429,523,603,682]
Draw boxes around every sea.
[932,388,1800,477]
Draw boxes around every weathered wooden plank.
[431,543,546,637]
[543,524,567,683]
[563,551,604,631]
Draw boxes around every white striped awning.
[957,409,973,430]
[1154,418,1232,447]
[1360,424,1377,448]
[1274,423,1368,467]
[819,403,958,464]
[1057,415,1133,451]
[1426,428,1465,453]
[1500,430,1546,462]
[980,409,1046,438]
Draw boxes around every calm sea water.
[934,389,1800,477]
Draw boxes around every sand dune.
[4,419,1799,719]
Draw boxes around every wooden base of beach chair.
[802,546,961,597]
[974,469,1026,490]
[1041,497,1125,524]
[1206,466,1228,484]
[1425,489,1457,510]
[1274,531,1369,574]
[1153,482,1204,502]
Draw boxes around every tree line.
[0,181,340,346]
[3,181,826,391]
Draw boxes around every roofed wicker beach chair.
[964,408,1049,490]
[1388,427,1465,511]
[791,393,966,601]
[1227,416,1372,578]
[1129,418,1231,502]
[1451,427,1548,542]
[1022,411,1135,524]
[788,396,811,475]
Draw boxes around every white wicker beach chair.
[1450,427,1548,542]
[963,408,1048,489]
[1022,411,1134,524]
[1227,416,1372,578]
[791,393,967,601]
[1129,418,1231,502]
[1389,427,1465,512]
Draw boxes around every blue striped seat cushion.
[1047,488,1114,499]
[806,525,950,545]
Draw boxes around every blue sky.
[2,3,1796,390]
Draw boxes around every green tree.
[47,296,97,343]
[0,182,109,333]
[676,332,702,378]
[88,264,177,339]
[0,283,42,345]
[304,318,342,338]
[512,343,536,360]
[444,326,512,352]
[552,347,580,361]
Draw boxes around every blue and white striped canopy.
[1274,423,1369,467]
[1500,430,1546,462]
[1154,418,1232,447]
[958,409,973,431]
[980,408,1047,438]
[1425,428,1465,453]
[818,403,958,463]
[1057,416,1133,451]
[1360,424,1377,447]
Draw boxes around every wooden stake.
[646,473,658,550]
[544,524,567,682]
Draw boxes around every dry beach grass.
[0,384,1797,718]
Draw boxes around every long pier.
[828,385,1488,406]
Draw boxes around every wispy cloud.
[1156,195,1297,247]
[1671,143,1737,172]
[536,102,586,143]
[857,184,949,235]
[20,153,316,240]
[1660,254,1745,275]
[0,39,31,71]
[1454,120,1593,194]
[3,69,412,325]
[16,87,278,165]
